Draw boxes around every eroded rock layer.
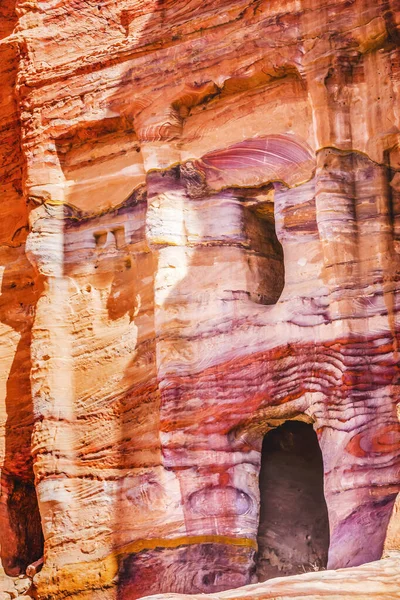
[139,554,400,600]
[0,1,399,599]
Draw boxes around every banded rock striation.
[0,0,399,599]
[140,554,400,600]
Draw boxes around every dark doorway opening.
[256,420,329,581]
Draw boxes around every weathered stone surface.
[0,0,399,599]
[139,554,400,600]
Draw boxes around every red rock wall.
[0,0,44,588]
[0,1,399,599]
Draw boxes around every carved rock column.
[127,132,258,597]
[305,53,400,569]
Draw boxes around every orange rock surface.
[0,1,399,599]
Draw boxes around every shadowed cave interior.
[256,420,330,581]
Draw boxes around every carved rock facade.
[0,1,399,599]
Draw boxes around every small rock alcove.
[243,200,284,305]
[256,420,330,581]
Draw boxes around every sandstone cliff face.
[0,1,400,599]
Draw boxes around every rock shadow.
[0,248,44,575]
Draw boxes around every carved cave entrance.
[256,421,330,581]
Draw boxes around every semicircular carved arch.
[190,134,315,192]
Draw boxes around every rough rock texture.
[0,1,400,599]
[0,0,44,590]
[139,554,400,600]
